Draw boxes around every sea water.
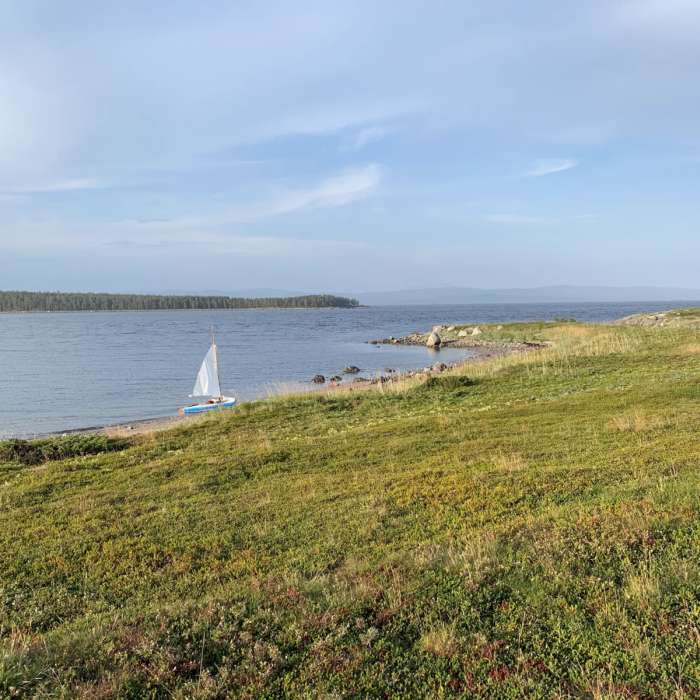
[0,301,691,437]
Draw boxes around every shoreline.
[10,329,542,441]
[0,306,364,316]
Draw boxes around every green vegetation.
[0,291,359,313]
[0,435,129,467]
[1,319,700,697]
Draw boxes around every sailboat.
[180,333,236,415]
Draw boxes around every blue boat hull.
[182,397,237,415]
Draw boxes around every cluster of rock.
[615,310,700,329]
[312,319,542,385]
[311,365,397,385]
[371,323,490,348]
[310,356,469,387]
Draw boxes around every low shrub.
[0,435,130,466]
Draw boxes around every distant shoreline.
[0,306,366,315]
[0,290,360,313]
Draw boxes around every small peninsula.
[0,290,359,313]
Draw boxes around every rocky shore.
[615,308,700,329]
[308,323,545,388]
[369,323,544,353]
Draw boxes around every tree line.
[0,291,360,312]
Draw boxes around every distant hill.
[0,291,359,312]
[356,285,700,305]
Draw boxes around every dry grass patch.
[419,624,460,658]
[678,342,700,356]
[492,452,528,472]
[608,409,672,433]
[412,534,498,584]
[624,562,661,612]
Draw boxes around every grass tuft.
[608,409,672,432]
[419,624,460,658]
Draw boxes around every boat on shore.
[180,333,236,415]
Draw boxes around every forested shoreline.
[0,291,360,312]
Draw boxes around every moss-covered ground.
[1,319,699,698]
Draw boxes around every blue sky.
[2,0,699,293]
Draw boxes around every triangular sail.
[191,343,221,397]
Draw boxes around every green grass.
[1,320,700,698]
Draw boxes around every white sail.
[191,343,221,397]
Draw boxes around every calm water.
[1,301,693,437]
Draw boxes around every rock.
[496,325,503,330]
[426,331,441,347]
[353,377,370,383]
[432,362,448,372]
[432,325,444,333]
[447,325,455,331]
[384,367,396,373]
[471,326,482,336]
[312,374,325,384]
[329,375,343,383]
[457,329,469,337]
[343,365,360,374]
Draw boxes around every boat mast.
[211,326,222,399]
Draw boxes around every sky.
[2,0,700,293]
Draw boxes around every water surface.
[0,301,692,437]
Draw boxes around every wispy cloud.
[485,214,555,225]
[250,164,382,219]
[1,178,107,194]
[134,164,383,229]
[106,234,364,256]
[618,0,700,28]
[348,125,394,151]
[524,159,578,177]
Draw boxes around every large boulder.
[432,362,448,372]
[457,329,469,337]
[312,374,325,384]
[343,365,361,374]
[471,326,482,336]
[426,331,441,347]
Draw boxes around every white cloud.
[106,233,365,257]
[524,159,578,178]
[1,178,107,194]
[485,214,555,225]
[618,0,700,28]
[349,125,393,150]
[252,164,382,218]
[149,164,383,228]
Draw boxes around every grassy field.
[1,317,699,698]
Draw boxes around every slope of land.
[1,318,699,697]
[0,291,359,313]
